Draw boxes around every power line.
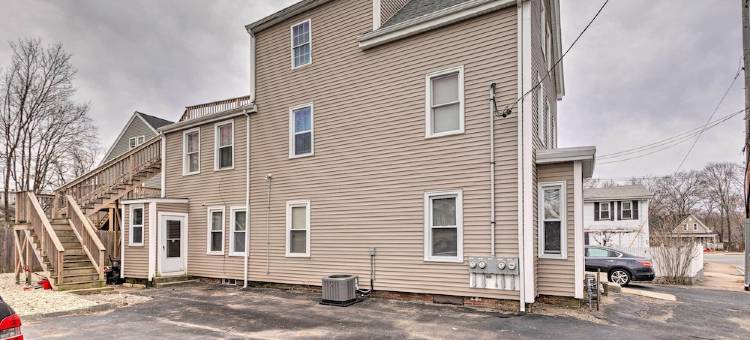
[674,66,744,173]
[598,108,746,160]
[504,0,609,114]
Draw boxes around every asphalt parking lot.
[23,282,750,339]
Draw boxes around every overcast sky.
[0,0,744,179]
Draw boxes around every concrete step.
[55,280,105,291]
[155,279,200,288]
[153,275,191,284]
[67,286,115,295]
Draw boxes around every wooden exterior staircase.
[13,136,162,291]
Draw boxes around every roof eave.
[245,0,334,35]
[536,146,596,178]
[160,105,257,134]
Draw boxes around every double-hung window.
[599,201,610,220]
[207,207,225,255]
[291,19,311,69]
[129,205,144,246]
[426,66,464,137]
[286,201,310,257]
[621,201,633,220]
[183,128,200,175]
[424,190,463,262]
[215,121,234,170]
[289,104,314,157]
[129,136,145,149]
[229,207,247,256]
[539,182,566,258]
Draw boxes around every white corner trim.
[120,205,125,279]
[537,181,567,260]
[519,0,535,307]
[148,202,157,281]
[515,1,526,312]
[373,0,382,30]
[160,135,166,198]
[249,32,257,102]
[574,161,584,299]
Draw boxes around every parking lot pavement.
[22,282,750,339]
[705,253,745,267]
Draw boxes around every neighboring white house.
[584,184,653,248]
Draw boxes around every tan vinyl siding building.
[122,204,149,278]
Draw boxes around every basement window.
[539,182,566,258]
[426,66,464,138]
[129,205,144,246]
[207,207,225,255]
[424,190,463,262]
[286,201,310,257]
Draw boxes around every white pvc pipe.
[490,83,497,257]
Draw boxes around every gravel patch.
[0,273,150,317]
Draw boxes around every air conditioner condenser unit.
[321,274,358,307]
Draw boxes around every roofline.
[100,111,160,165]
[245,0,334,34]
[160,105,256,134]
[537,146,596,178]
[583,195,653,202]
[121,198,189,205]
[359,0,515,50]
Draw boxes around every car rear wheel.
[608,269,631,286]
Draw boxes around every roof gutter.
[159,105,257,134]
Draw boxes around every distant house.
[584,185,653,249]
[101,111,173,164]
[671,214,718,248]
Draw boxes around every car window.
[587,248,610,257]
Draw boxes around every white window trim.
[229,206,247,257]
[290,19,312,70]
[182,128,201,176]
[214,120,235,171]
[538,181,567,259]
[129,204,145,247]
[288,103,315,159]
[621,201,633,220]
[423,189,464,263]
[425,66,465,138]
[206,206,225,255]
[285,200,311,257]
[599,201,610,220]
[129,135,145,149]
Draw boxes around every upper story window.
[539,182,566,258]
[426,66,464,138]
[183,128,200,175]
[289,104,314,158]
[291,19,312,69]
[129,135,145,149]
[621,201,632,220]
[599,202,610,220]
[214,121,234,170]
[424,190,463,262]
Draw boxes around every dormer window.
[291,19,312,69]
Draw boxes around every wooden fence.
[0,228,117,274]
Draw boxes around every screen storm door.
[160,214,186,274]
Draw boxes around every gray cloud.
[0,0,744,179]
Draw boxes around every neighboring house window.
[424,190,463,262]
[539,182,566,257]
[286,201,310,257]
[207,207,225,255]
[129,205,144,246]
[621,201,632,220]
[215,121,234,170]
[684,225,688,231]
[426,66,464,137]
[183,128,200,175]
[289,104,314,158]
[693,223,697,231]
[229,207,247,256]
[599,201,610,220]
[129,135,145,149]
[291,19,312,69]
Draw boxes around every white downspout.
[243,112,251,288]
[490,83,497,256]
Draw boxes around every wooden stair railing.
[66,195,106,282]
[14,191,65,285]
[54,135,161,215]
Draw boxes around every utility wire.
[598,108,746,160]
[504,0,609,114]
[673,66,743,173]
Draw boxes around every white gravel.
[0,273,103,316]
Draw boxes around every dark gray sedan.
[585,245,655,285]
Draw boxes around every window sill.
[206,251,225,256]
[182,171,201,177]
[425,130,464,139]
[213,166,235,172]
[128,243,144,247]
[539,254,567,260]
[288,152,314,159]
[285,253,310,258]
[228,252,246,257]
[291,63,312,71]
[423,256,463,263]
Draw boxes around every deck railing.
[16,191,65,284]
[55,135,161,214]
[180,95,252,121]
[66,195,106,281]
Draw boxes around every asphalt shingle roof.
[584,185,653,200]
[383,0,472,27]
[138,112,173,129]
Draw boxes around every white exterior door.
[160,215,186,275]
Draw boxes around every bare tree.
[645,170,702,233]
[700,162,742,251]
[0,38,97,223]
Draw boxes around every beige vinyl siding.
[164,115,248,279]
[250,0,519,299]
[536,162,575,297]
[105,116,157,163]
[123,205,149,278]
[380,0,409,23]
